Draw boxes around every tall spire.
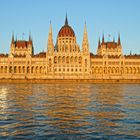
[98,37,101,48]
[65,13,68,26]
[47,21,54,52]
[29,32,32,41]
[102,33,104,44]
[118,33,121,45]
[82,22,89,53]
[12,32,14,43]
[113,36,115,42]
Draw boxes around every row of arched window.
[92,67,140,74]
[0,66,46,74]
[49,56,85,64]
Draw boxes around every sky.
[0,0,140,54]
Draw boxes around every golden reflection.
[0,86,8,115]
[94,84,125,134]
[0,84,139,138]
[0,84,35,137]
[43,84,93,134]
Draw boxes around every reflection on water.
[0,84,140,139]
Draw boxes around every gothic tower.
[82,23,89,54]
[82,23,90,75]
[47,22,54,54]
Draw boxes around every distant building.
[0,16,140,80]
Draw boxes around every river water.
[0,83,140,140]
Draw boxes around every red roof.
[58,25,75,37]
[15,40,32,48]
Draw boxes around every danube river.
[0,83,140,139]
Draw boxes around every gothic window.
[54,56,57,64]
[0,66,3,73]
[49,58,52,65]
[66,56,69,63]
[58,56,61,63]
[31,67,34,73]
[19,66,21,73]
[85,59,87,65]
[23,66,25,73]
[71,56,73,63]
[4,66,7,73]
[36,66,38,73]
[62,56,65,63]
[40,67,43,73]
[79,56,82,64]
[27,66,30,73]
[14,66,16,73]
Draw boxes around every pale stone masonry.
[0,16,140,80]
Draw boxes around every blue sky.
[0,0,140,54]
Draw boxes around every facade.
[0,16,140,80]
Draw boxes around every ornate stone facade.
[0,16,140,80]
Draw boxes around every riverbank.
[0,79,140,84]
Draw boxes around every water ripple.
[0,83,140,139]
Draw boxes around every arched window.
[75,56,77,63]
[22,66,25,73]
[66,56,69,63]
[31,67,34,73]
[4,66,7,73]
[27,66,30,73]
[54,56,57,64]
[62,56,65,63]
[19,66,21,73]
[40,67,43,73]
[79,56,82,64]
[49,58,52,65]
[85,59,87,65]
[71,56,73,63]
[14,66,17,73]
[58,56,61,63]
[9,66,12,73]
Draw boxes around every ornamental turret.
[82,22,89,54]
[47,22,54,54]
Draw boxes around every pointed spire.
[84,21,87,34]
[118,33,121,45]
[12,32,14,43]
[102,33,104,44]
[113,36,115,42]
[82,22,89,52]
[65,13,68,26]
[83,22,88,42]
[130,51,132,55]
[98,37,101,48]
[49,21,52,34]
[29,32,32,41]
[47,21,54,52]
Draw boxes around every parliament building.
[0,16,140,80]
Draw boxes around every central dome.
[58,16,75,37]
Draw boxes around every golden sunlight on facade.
[0,16,140,80]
